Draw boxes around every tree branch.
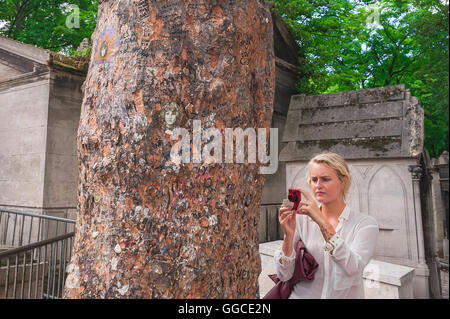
[371,44,383,66]
[307,31,343,39]
[45,42,73,50]
[391,64,409,77]
[381,23,396,44]
[7,0,31,37]
[385,50,399,86]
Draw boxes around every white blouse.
[273,205,379,299]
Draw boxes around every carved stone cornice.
[408,165,423,180]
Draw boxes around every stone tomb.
[0,36,85,227]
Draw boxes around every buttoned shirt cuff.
[275,248,296,266]
[324,233,344,256]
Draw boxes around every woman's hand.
[278,206,296,239]
[296,187,337,242]
[296,187,323,223]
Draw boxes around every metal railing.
[0,209,76,299]
[0,208,76,250]
[0,232,75,299]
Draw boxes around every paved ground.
[441,269,448,299]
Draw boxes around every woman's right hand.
[278,206,296,239]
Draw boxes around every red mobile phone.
[288,189,301,211]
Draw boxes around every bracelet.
[276,249,296,264]
[324,233,343,255]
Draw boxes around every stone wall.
[0,36,84,223]
[0,73,50,209]
[43,69,83,212]
[420,150,449,298]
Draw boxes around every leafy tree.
[272,0,448,157]
[405,0,449,157]
[1,0,447,156]
[0,0,97,54]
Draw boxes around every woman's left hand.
[296,187,323,223]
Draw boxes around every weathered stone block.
[258,206,267,243]
[46,127,78,156]
[258,240,281,298]
[43,182,77,208]
[0,181,44,207]
[296,101,404,125]
[280,85,424,160]
[363,259,415,299]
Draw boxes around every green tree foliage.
[272,0,448,157]
[0,0,97,54]
[0,0,447,156]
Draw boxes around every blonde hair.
[306,152,351,200]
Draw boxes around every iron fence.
[0,232,75,299]
[0,209,76,299]
[0,208,76,250]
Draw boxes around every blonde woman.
[275,152,379,299]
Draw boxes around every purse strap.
[296,236,306,253]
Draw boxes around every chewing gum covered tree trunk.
[64,0,275,298]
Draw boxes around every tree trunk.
[64,0,275,298]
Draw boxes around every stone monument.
[0,36,85,229]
